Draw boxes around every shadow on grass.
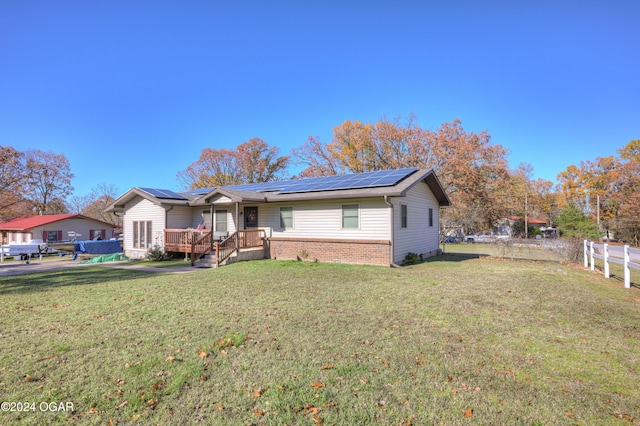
[0,267,161,295]
[592,268,639,289]
[423,252,488,263]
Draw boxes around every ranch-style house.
[105,168,451,267]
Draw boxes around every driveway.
[0,258,200,277]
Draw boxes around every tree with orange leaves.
[178,138,289,190]
[293,117,516,232]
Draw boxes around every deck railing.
[215,229,265,267]
[164,229,210,253]
[164,229,264,267]
[190,231,213,265]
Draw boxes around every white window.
[215,210,228,233]
[342,204,359,229]
[280,206,293,230]
[133,221,153,249]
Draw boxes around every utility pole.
[525,193,528,239]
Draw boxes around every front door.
[244,206,258,229]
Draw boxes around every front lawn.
[0,255,638,424]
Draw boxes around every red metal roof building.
[0,214,116,245]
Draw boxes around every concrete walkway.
[0,258,202,277]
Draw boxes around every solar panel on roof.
[139,188,189,200]
[224,168,418,195]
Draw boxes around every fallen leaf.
[308,407,321,415]
[311,381,325,389]
[253,410,265,416]
[312,416,323,424]
[323,400,337,408]
[117,401,128,409]
[464,408,473,418]
[321,365,333,370]
[252,388,263,398]
[198,349,208,359]
[165,356,175,362]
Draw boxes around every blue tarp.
[72,240,122,260]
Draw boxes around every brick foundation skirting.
[266,237,391,266]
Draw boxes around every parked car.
[464,231,493,243]
[464,231,510,243]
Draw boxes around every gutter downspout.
[165,206,173,233]
[235,202,240,251]
[164,205,176,258]
[384,196,401,268]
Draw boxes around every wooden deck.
[164,229,265,266]
[164,229,210,253]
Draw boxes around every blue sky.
[1,1,638,198]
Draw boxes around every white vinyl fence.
[584,240,640,289]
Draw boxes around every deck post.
[604,243,609,278]
[589,241,595,271]
[583,240,588,268]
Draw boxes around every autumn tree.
[178,138,289,190]
[556,138,640,240]
[611,140,640,244]
[293,117,514,232]
[23,149,74,215]
[291,136,340,177]
[235,138,290,184]
[0,146,27,221]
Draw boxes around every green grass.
[0,253,639,425]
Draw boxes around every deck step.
[194,252,236,268]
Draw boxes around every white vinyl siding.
[252,199,390,241]
[123,198,166,258]
[392,182,440,264]
[166,206,193,229]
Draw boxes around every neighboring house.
[504,216,547,227]
[105,168,451,266]
[0,214,116,245]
